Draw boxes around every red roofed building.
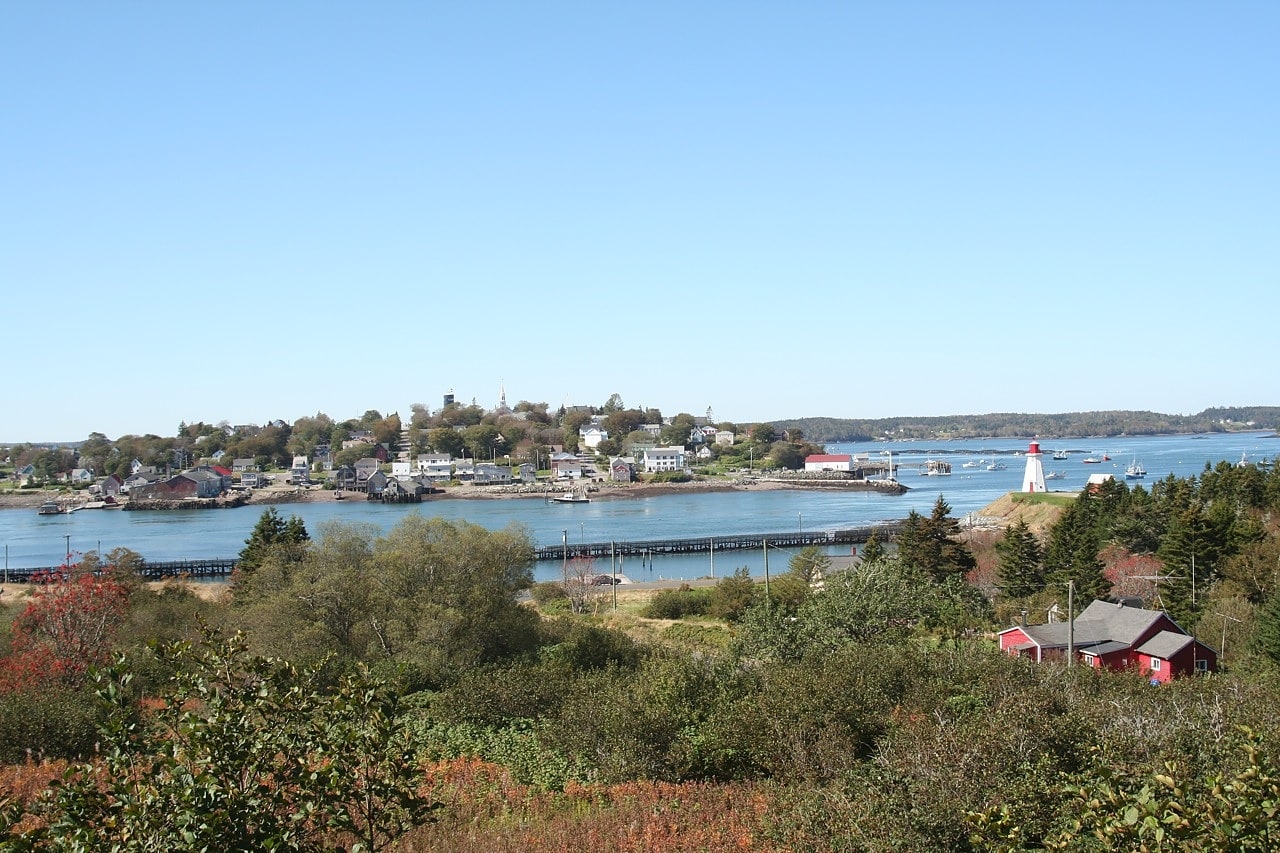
[804,454,854,473]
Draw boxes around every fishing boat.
[1125,459,1146,479]
[1045,471,1066,481]
[921,459,952,476]
[549,483,590,504]
[986,461,1007,471]
[1081,453,1109,464]
[961,459,983,468]
[1052,449,1069,461]
[37,500,63,515]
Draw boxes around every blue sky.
[4,3,1277,442]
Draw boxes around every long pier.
[533,524,899,562]
[2,558,239,584]
[2,525,899,582]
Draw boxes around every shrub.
[530,581,569,607]
[643,586,712,620]
[0,686,103,762]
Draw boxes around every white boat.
[986,461,1007,471]
[549,483,590,504]
[1125,459,1146,479]
[1052,450,1069,461]
[961,459,983,468]
[1082,453,1110,464]
[1045,471,1066,481]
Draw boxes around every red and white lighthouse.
[1022,441,1046,493]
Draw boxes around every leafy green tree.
[232,517,537,685]
[428,426,465,458]
[995,518,1044,598]
[23,629,438,852]
[749,423,777,445]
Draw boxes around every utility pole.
[763,538,770,609]
[1067,580,1075,667]
[611,541,617,612]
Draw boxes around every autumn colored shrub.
[0,569,130,692]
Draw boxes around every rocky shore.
[0,474,905,510]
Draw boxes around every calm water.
[3,431,1273,582]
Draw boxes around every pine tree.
[995,517,1044,598]
[1255,590,1280,665]
[237,507,310,575]
[860,529,886,565]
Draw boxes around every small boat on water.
[921,459,952,476]
[961,459,983,468]
[1052,450,1069,461]
[549,483,590,504]
[1125,459,1146,479]
[1082,454,1110,464]
[986,461,1007,471]
[37,500,63,515]
[1045,471,1066,481]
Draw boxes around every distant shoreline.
[0,475,904,511]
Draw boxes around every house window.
[1195,659,1209,672]
[1150,658,1162,672]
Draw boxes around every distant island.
[771,406,1280,444]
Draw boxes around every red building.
[999,600,1216,681]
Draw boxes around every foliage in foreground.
[2,628,438,852]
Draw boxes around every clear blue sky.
[4,3,1276,442]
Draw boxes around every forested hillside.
[774,406,1280,443]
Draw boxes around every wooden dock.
[2,525,899,582]
[532,524,899,562]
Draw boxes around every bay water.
[2,431,1273,583]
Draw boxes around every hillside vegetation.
[774,405,1280,443]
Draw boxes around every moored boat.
[1125,459,1146,479]
[37,500,62,515]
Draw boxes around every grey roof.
[1136,631,1195,659]
[1080,641,1131,656]
[1016,601,1179,651]
[1075,600,1172,644]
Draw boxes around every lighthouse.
[1022,441,1046,493]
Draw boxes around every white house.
[416,453,454,482]
[550,452,583,479]
[579,427,609,449]
[804,454,855,473]
[642,446,686,473]
[715,430,735,447]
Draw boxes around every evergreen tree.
[1255,589,1280,666]
[1043,498,1109,602]
[1157,507,1209,626]
[237,507,311,575]
[897,496,976,583]
[995,517,1044,598]
[860,529,886,565]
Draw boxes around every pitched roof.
[1136,631,1196,659]
[1075,600,1172,645]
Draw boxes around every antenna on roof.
[1134,575,1176,612]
